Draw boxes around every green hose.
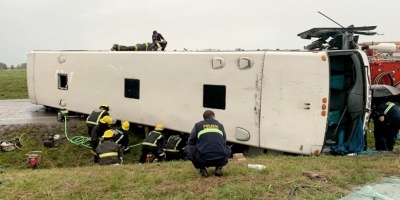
[62,115,142,149]
[63,116,91,149]
[127,143,142,148]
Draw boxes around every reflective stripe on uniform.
[99,152,118,158]
[142,131,162,146]
[142,140,159,147]
[86,110,106,126]
[164,149,179,152]
[197,129,223,138]
[164,136,182,151]
[142,142,156,146]
[115,129,124,143]
[384,102,395,114]
[115,135,124,143]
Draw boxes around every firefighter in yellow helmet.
[86,104,110,136]
[95,130,123,165]
[91,115,114,163]
[113,121,131,153]
[139,123,166,164]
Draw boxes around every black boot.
[214,166,223,176]
[199,168,208,177]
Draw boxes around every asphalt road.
[0,99,58,125]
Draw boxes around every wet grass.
[0,150,399,199]
[0,119,145,169]
[0,120,399,200]
[0,69,28,99]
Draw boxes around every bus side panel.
[29,51,264,147]
[260,52,329,155]
[27,53,36,104]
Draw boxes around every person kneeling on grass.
[113,121,131,153]
[186,110,231,177]
[139,123,166,164]
[96,130,123,165]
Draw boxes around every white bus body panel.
[260,52,329,154]
[28,51,265,148]
[26,50,356,155]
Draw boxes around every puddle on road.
[0,99,58,125]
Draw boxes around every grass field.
[0,70,28,99]
[0,69,400,199]
[0,119,399,199]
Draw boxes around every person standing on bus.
[152,30,167,51]
[86,104,110,137]
[373,101,400,151]
[186,110,231,177]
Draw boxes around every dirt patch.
[0,119,86,144]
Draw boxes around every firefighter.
[91,115,114,163]
[139,123,166,164]
[113,121,131,153]
[96,130,123,165]
[110,43,157,51]
[186,110,231,177]
[373,101,400,151]
[164,133,187,161]
[152,30,167,51]
[86,104,110,137]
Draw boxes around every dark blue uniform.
[374,102,400,151]
[152,33,167,51]
[186,118,231,169]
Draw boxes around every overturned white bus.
[26,47,371,155]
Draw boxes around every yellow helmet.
[100,103,110,111]
[122,121,130,131]
[102,130,114,138]
[99,116,113,124]
[155,123,164,131]
[101,103,109,108]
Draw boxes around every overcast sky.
[1,0,399,66]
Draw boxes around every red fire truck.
[360,42,400,88]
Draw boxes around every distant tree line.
[0,62,27,70]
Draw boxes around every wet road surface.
[0,99,57,125]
